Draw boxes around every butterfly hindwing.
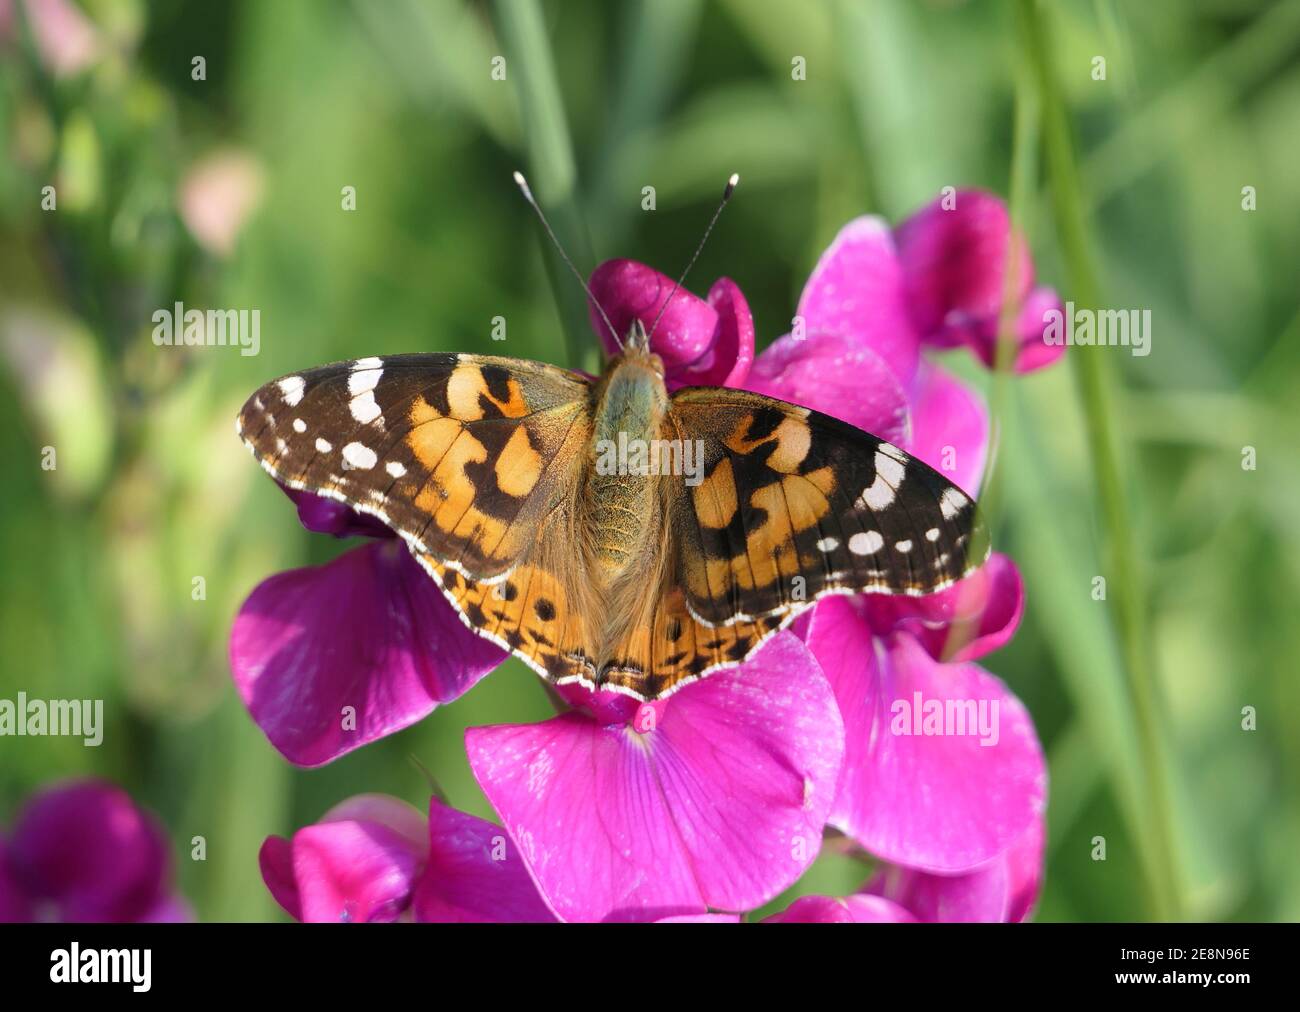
[237,353,592,580]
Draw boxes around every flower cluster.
[232,190,1061,922]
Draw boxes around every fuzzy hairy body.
[580,350,673,670]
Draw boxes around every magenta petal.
[1005,818,1046,922]
[894,190,1032,346]
[230,541,506,766]
[289,819,425,923]
[466,633,843,922]
[906,364,988,497]
[764,893,916,923]
[672,277,755,388]
[1013,286,1067,373]
[863,553,1024,664]
[867,817,1044,922]
[413,800,556,923]
[808,600,1046,872]
[867,859,1009,923]
[282,486,394,539]
[0,838,33,923]
[259,836,302,920]
[796,217,920,383]
[656,913,742,923]
[6,780,173,923]
[588,259,717,366]
[747,332,909,445]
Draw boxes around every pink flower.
[466,633,844,921]
[765,818,1044,923]
[230,498,505,767]
[894,191,1064,373]
[260,794,555,923]
[1,779,190,923]
[587,259,754,388]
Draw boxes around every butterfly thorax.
[584,349,669,583]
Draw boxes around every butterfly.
[236,318,990,702]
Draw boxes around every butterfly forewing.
[237,353,592,580]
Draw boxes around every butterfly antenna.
[512,170,622,349]
[648,173,740,340]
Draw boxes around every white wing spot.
[816,537,839,553]
[896,539,913,553]
[354,356,382,370]
[342,442,378,470]
[277,376,305,406]
[348,367,383,395]
[925,527,941,542]
[940,487,968,520]
[877,441,908,464]
[386,461,407,479]
[315,438,333,453]
[292,418,307,433]
[350,390,382,425]
[855,449,907,511]
[849,531,884,556]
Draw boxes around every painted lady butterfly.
[237,177,989,701]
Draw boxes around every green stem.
[589,0,702,250]
[1017,0,1181,921]
[492,0,599,371]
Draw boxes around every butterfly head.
[607,319,664,380]
[625,317,651,354]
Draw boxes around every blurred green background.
[1,0,1298,922]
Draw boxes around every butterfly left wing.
[237,353,593,580]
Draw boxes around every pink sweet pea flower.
[230,496,505,767]
[466,633,844,922]
[894,191,1064,374]
[766,816,1044,923]
[587,259,754,388]
[1,779,190,923]
[260,794,555,923]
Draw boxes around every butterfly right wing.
[664,386,990,628]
